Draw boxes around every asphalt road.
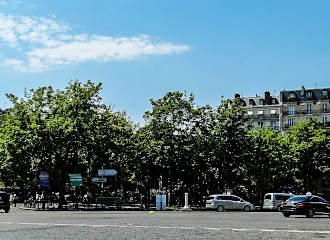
[0,206,330,239]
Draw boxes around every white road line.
[0,222,330,234]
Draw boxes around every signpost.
[92,177,107,183]
[98,169,117,176]
[69,174,83,186]
[97,169,117,197]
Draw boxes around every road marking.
[0,222,330,234]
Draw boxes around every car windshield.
[287,196,309,202]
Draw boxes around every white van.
[263,193,294,211]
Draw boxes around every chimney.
[301,85,305,97]
[265,91,271,105]
[234,93,240,99]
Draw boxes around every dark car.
[0,191,10,213]
[280,195,330,218]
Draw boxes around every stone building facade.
[236,86,330,132]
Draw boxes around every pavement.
[1,205,330,239]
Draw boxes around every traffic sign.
[69,174,82,179]
[98,169,117,176]
[69,173,83,186]
[92,177,107,183]
[71,180,83,186]
[39,171,50,187]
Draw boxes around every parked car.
[280,195,330,218]
[206,194,255,212]
[263,193,294,211]
[0,191,10,213]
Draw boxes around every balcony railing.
[245,114,279,119]
[282,109,330,115]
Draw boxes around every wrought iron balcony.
[282,109,330,115]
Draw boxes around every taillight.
[211,199,215,204]
[280,202,284,206]
[298,202,304,207]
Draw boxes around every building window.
[271,98,276,105]
[321,90,329,99]
[288,118,295,127]
[271,121,277,130]
[249,99,255,105]
[306,104,312,114]
[288,92,296,102]
[259,99,264,105]
[323,116,328,124]
[322,104,328,113]
[258,121,264,127]
[258,110,264,115]
[248,111,253,115]
[240,100,246,106]
[288,105,296,115]
[306,91,313,99]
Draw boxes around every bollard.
[182,193,190,210]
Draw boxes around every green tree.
[142,91,198,205]
[208,98,248,195]
[287,120,330,194]
[246,127,292,205]
[0,80,134,207]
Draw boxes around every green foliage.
[0,83,329,207]
[286,120,330,194]
[0,80,134,206]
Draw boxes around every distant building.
[280,86,330,131]
[235,86,330,132]
[236,92,280,130]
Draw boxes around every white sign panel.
[98,169,117,176]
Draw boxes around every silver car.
[206,194,255,212]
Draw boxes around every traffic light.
[27,177,30,181]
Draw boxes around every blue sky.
[0,0,329,124]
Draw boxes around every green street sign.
[69,174,82,178]
[71,180,83,186]
[69,173,83,186]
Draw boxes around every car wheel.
[217,205,224,212]
[244,206,250,212]
[283,213,290,217]
[4,208,9,213]
[306,209,314,218]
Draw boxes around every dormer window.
[321,90,329,99]
[259,99,264,105]
[288,92,297,102]
[249,99,255,106]
[306,91,313,100]
[240,100,246,106]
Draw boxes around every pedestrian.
[13,193,17,207]
[9,193,14,206]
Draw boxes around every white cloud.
[0,1,7,6]
[0,13,190,72]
